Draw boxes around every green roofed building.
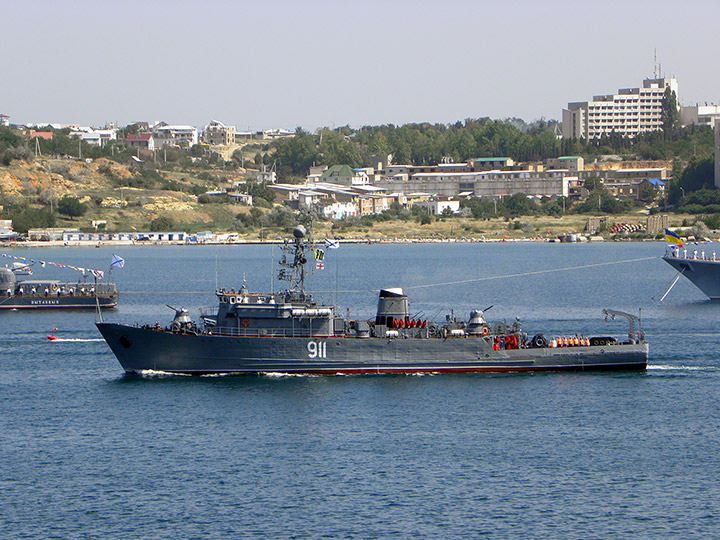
[318,165,370,186]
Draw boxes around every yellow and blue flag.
[665,229,683,246]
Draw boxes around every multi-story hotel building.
[715,121,720,188]
[562,77,678,140]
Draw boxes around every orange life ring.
[241,319,250,327]
[481,326,489,335]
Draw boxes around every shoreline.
[0,236,672,250]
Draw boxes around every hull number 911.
[307,341,327,358]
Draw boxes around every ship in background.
[0,254,119,309]
[661,228,720,300]
[662,235,720,300]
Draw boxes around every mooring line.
[120,256,658,295]
[315,255,658,293]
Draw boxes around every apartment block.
[562,77,678,140]
[716,121,720,188]
[681,104,720,129]
[375,170,570,199]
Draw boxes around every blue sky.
[2,0,718,130]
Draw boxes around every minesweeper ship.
[0,266,118,310]
[97,226,648,375]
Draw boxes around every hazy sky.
[2,0,718,131]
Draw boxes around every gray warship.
[0,265,118,310]
[97,226,648,375]
[662,244,720,300]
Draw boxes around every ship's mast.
[277,225,311,298]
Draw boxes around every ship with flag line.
[0,253,121,309]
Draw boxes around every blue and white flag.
[110,254,125,268]
[325,238,339,250]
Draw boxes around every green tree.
[272,128,319,178]
[369,132,389,156]
[150,215,175,231]
[638,181,657,202]
[503,193,537,216]
[57,196,87,219]
[0,125,23,150]
[583,175,603,191]
[661,87,679,140]
[6,206,55,234]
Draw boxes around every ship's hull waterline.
[96,323,648,375]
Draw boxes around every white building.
[716,121,720,189]
[152,124,198,146]
[322,201,358,219]
[70,128,117,146]
[562,77,678,139]
[126,133,155,151]
[375,169,570,198]
[62,231,187,243]
[680,104,720,129]
[414,198,461,215]
[317,165,371,187]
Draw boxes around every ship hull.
[96,323,648,375]
[662,256,720,300]
[0,295,117,309]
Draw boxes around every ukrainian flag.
[665,228,683,246]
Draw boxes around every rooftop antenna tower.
[653,48,657,78]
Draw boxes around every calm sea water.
[1,241,719,539]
